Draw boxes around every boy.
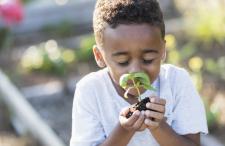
[70,0,208,146]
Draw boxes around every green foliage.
[19,34,96,76]
[0,28,11,50]
[203,96,220,129]
[119,72,156,101]
[205,59,220,75]
[180,43,196,60]
[181,1,225,43]
[204,57,225,80]
[21,0,33,4]
[76,35,95,62]
[206,109,219,129]
[20,40,76,76]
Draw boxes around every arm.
[151,121,200,146]
[144,97,200,146]
[100,108,146,146]
[99,123,135,146]
[144,69,209,146]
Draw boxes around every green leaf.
[133,72,149,80]
[119,72,156,91]
[119,73,133,89]
[134,72,150,85]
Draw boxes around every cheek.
[108,65,126,84]
[145,60,161,82]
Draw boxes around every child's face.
[93,24,165,96]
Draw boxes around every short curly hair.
[93,0,165,46]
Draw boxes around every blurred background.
[0,0,224,146]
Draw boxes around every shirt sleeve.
[171,69,208,135]
[70,81,106,146]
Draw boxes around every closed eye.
[143,59,154,64]
[118,61,129,66]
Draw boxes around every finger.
[146,102,165,113]
[120,107,131,116]
[132,111,145,130]
[150,97,166,105]
[126,110,140,126]
[137,123,147,131]
[145,110,164,121]
[144,118,159,127]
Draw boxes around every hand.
[119,107,146,132]
[144,97,166,131]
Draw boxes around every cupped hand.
[144,97,166,130]
[119,107,147,132]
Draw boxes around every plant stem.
[132,79,141,101]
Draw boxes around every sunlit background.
[0,0,224,146]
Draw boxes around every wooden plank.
[0,69,66,146]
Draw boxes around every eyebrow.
[143,49,158,54]
[112,51,128,56]
[112,48,158,56]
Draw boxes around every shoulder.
[76,68,108,90]
[160,64,193,99]
[160,64,190,82]
[73,68,108,112]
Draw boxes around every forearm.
[150,121,199,146]
[99,123,135,146]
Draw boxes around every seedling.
[119,72,156,100]
[119,72,156,118]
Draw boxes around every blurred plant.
[165,34,180,65]
[119,72,156,100]
[21,0,32,4]
[188,56,203,72]
[0,0,23,25]
[76,34,95,62]
[0,27,10,49]
[204,97,220,129]
[20,34,96,76]
[0,0,24,50]
[205,92,225,128]
[20,40,76,76]
[204,57,225,80]
[175,0,225,43]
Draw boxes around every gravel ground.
[27,92,73,146]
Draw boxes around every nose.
[129,60,142,73]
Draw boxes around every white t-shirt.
[70,64,208,146]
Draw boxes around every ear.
[93,45,106,68]
[161,40,166,61]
